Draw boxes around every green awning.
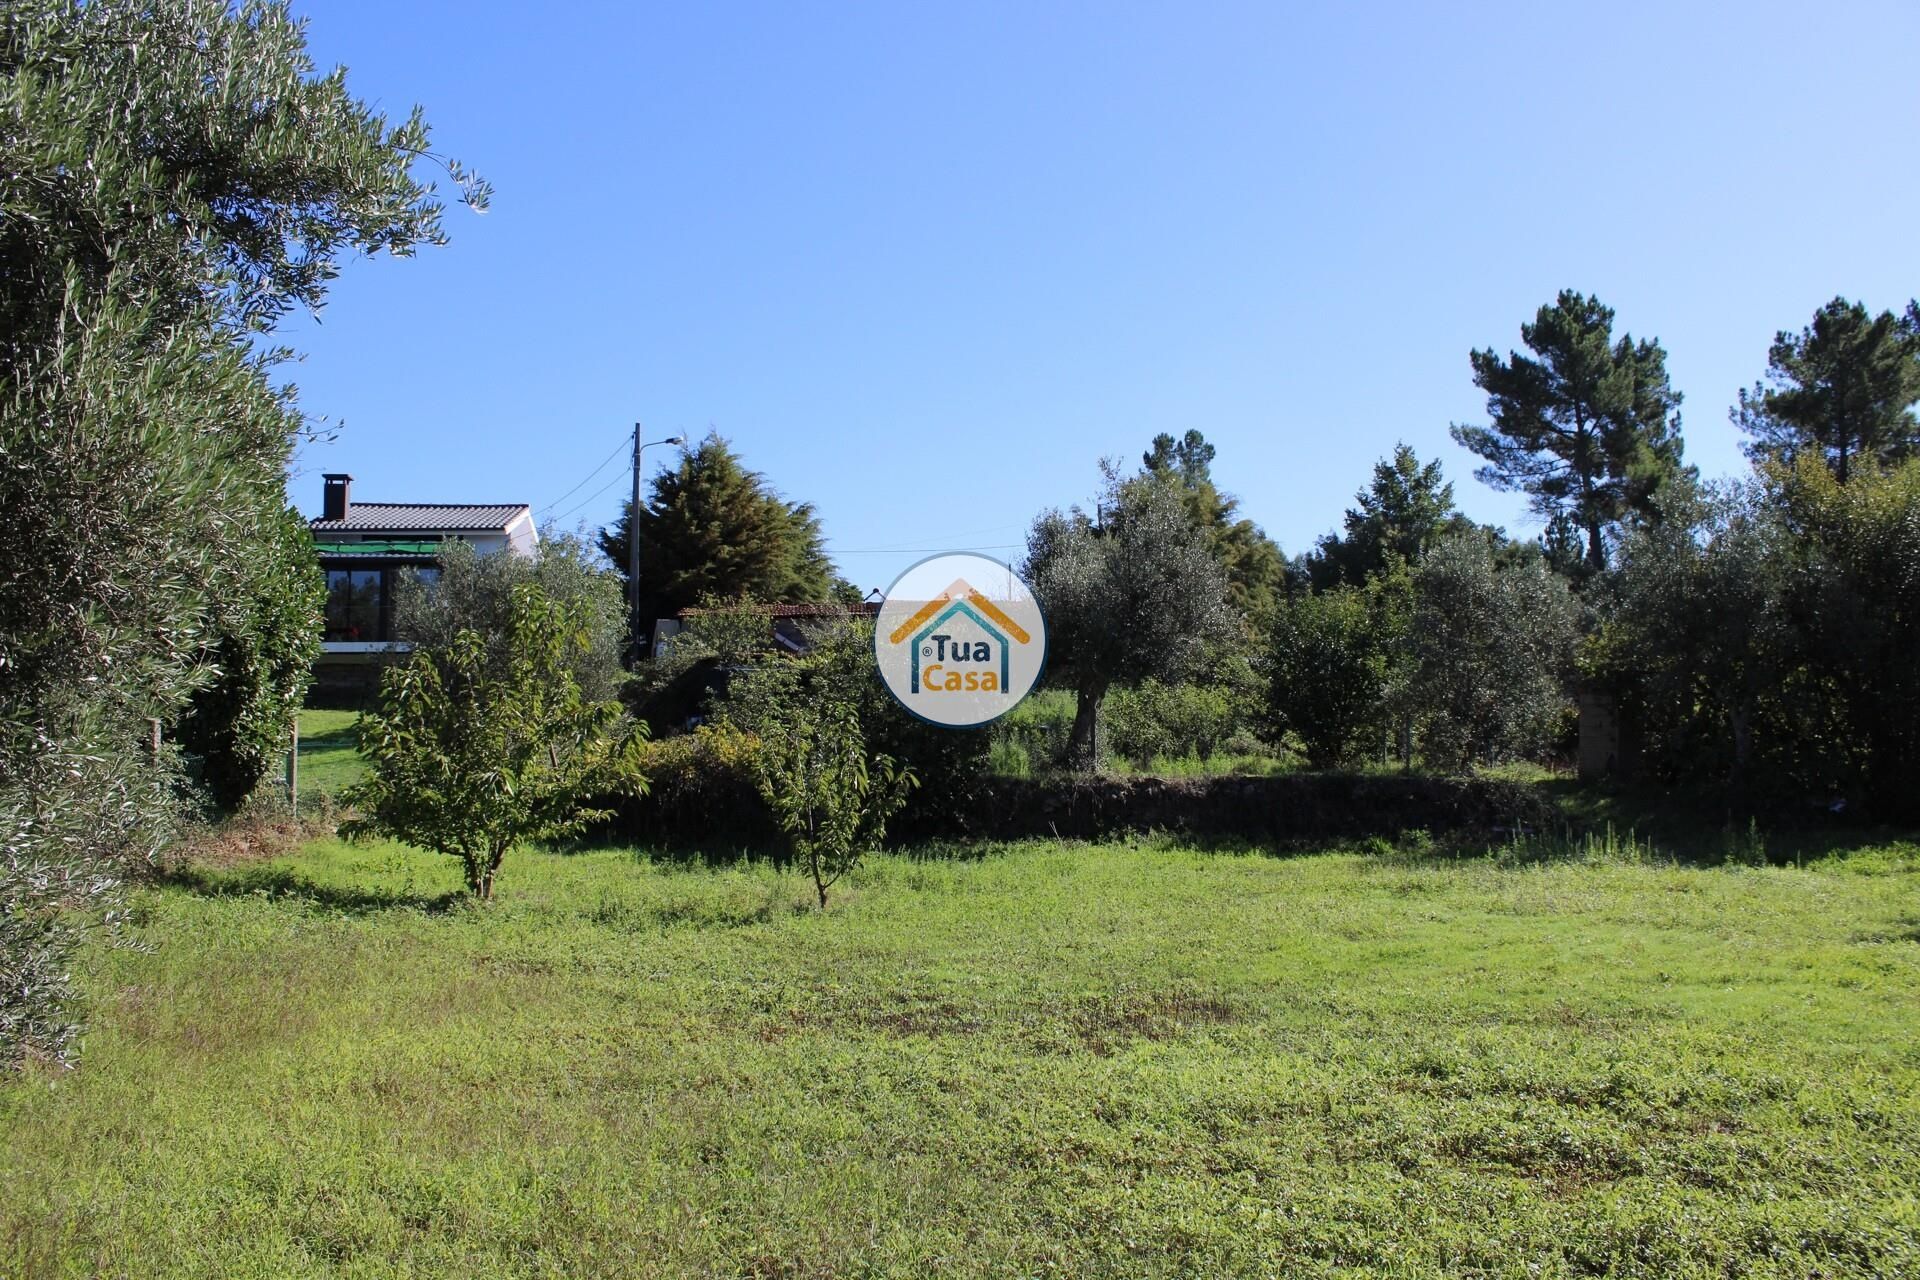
[313,539,443,556]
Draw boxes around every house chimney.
[322,473,353,522]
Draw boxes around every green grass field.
[3,832,1917,1277]
[296,708,367,798]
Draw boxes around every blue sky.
[283,0,1920,594]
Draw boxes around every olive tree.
[394,532,627,704]
[1,0,478,1062]
[1024,466,1235,769]
[1407,535,1579,770]
[344,585,646,900]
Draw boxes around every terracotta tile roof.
[310,502,530,533]
[677,602,881,619]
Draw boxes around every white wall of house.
[505,510,538,556]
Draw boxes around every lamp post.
[628,425,685,666]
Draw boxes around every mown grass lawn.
[295,708,367,798]
[3,836,1918,1277]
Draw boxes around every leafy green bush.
[1266,588,1388,768]
[344,586,647,899]
[1408,535,1578,771]
[750,700,914,909]
[1105,679,1241,765]
[171,507,324,811]
[632,723,777,848]
[991,688,1078,772]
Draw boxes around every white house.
[307,473,536,699]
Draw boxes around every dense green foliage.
[4,834,1916,1275]
[1104,675,1257,766]
[344,586,647,898]
[1451,290,1689,573]
[1408,535,1578,769]
[1306,443,1479,588]
[1598,457,1920,816]
[171,507,325,810]
[394,532,628,704]
[599,434,844,638]
[1734,296,1920,483]
[1265,587,1390,767]
[1269,535,1575,772]
[1025,466,1235,768]
[1141,429,1288,615]
[0,0,466,1064]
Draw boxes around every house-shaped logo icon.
[874,555,1046,728]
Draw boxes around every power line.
[547,469,631,526]
[830,543,1023,554]
[823,523,1025,554]
[537,434,629,516]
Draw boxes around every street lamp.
[629,426,685,665]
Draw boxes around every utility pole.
[628,423,643,666]
[625,426,685,667]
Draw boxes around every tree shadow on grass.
[158,863,465,915]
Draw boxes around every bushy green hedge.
[1104,679,1244,764]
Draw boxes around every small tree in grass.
[343,584,647,899]
[751,702,914,909]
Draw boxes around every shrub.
[1266,588,1387,768]
[1408,535,1578,771]
[171,506,324,810]
[750,701,914,909]
[631,724,776,848]
[1105,679,1241,765]
[344,585,647,899]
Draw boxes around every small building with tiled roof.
[307,473,536,701]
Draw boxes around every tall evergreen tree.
[1451,290,1689,573]
[1733,296,1920,483]
[1140,429,1286,615]
[1307,443,1475,587]
[600,433,840,633]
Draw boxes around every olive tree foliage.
[394,533,628,704]
[172,507,326,810]
[0,0,477,1064]
[343,586,648,900]
[1597,457,1920,815]
[1024,466,1235,769]
[1408,535,1579,771]
[750,699,914,910]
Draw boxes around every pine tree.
[1308,443,1475,587]
[599,433,839,630]
[1141,430,1286,615]
[1451,291,1689,572]
[1734,297,1920,483]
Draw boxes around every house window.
[324,568,384,641]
